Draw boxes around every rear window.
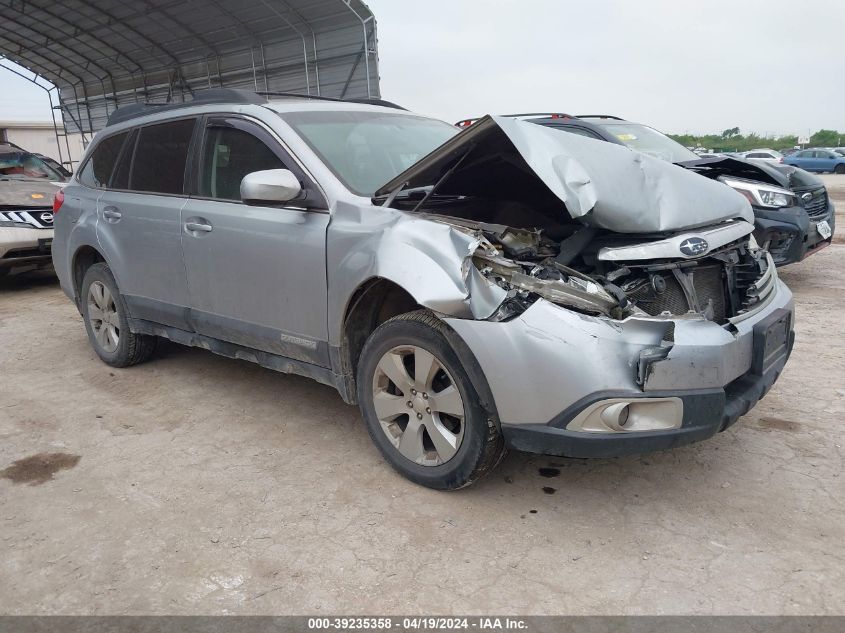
[129,119,196,195]
[77,131,128,188]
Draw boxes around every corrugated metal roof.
[0,0,380,138]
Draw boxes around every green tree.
[721,127,741,139]
[810,129,841,147]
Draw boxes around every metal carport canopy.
[0,0,380,140]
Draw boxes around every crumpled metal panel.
[0,0,380,137]
[326,200,508,343]
[377,116,755,234]
[493,116,755,232]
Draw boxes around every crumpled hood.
[0,177,61,208]
[376,115,754,233]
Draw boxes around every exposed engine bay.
[468,220,770,324]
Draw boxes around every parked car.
[455,114,834,265]
[53,90,794,489]
[783,148,845,174]
[738,149,783,163]
[0,143,67,276]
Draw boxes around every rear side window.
[129,119,196,195]
[77,131,128,188]
[110,129,137,190]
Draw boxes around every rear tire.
[835,164,845,175]
[357,310,505,490]
[80,263,157,367]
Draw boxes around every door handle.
[185,221,213,234]
[103,206,122,221]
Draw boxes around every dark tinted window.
[77,132,128,187]
[199,126,286,201]
[110,129,137,190]
[129,119,195,194]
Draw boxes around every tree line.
[667,128,844,152]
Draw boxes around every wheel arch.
[336,280,501,429]
[71,244,106,305]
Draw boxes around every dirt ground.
[1,181,844,615]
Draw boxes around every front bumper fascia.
[752,202,835,266]
[444,277,794,458]
[501,325,793,458]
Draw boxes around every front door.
[180,116,331,366]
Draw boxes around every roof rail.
[577,114,625,120]
[501,113,573,119]
[106,89,406,127]
[106,89,268,127]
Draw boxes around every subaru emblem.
[679,237,708,257]
[801,192,813,203]
[40,212,54,224]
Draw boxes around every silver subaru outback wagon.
[52,89,794,489]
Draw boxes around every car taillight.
[53,188,64,213]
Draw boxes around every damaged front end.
[368,115,793,453]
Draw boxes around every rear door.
[96,118,197,330]
[179,115,331,366]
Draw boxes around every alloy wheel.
[87,281,120,353]
[372,345,466,466]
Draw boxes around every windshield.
[0,150,67,181]
[588,121,699,163]
[280,111,458,196]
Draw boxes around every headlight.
[720,177,798,209]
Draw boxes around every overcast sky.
[2,0,842,136]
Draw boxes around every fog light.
[600,403,630,431]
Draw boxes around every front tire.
[835,164,845,175]
[81,263,156,367]
[357,311,504,490]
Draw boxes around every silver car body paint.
[52,99,794,438]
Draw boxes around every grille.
[0,208,54,229]
[795,187,829,219]
[627,265,727,322]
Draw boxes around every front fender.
[326,201,506,345]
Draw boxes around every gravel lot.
[1,180,844,615]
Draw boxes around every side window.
[198,124,287,201]
[129,119,196,195]
[77,131,129,188]
[110,129,137,190]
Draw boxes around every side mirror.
[240,169,302,206]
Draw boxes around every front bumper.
[0,226,54,270]
[753,202,835,266]
[444,277,794,458]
